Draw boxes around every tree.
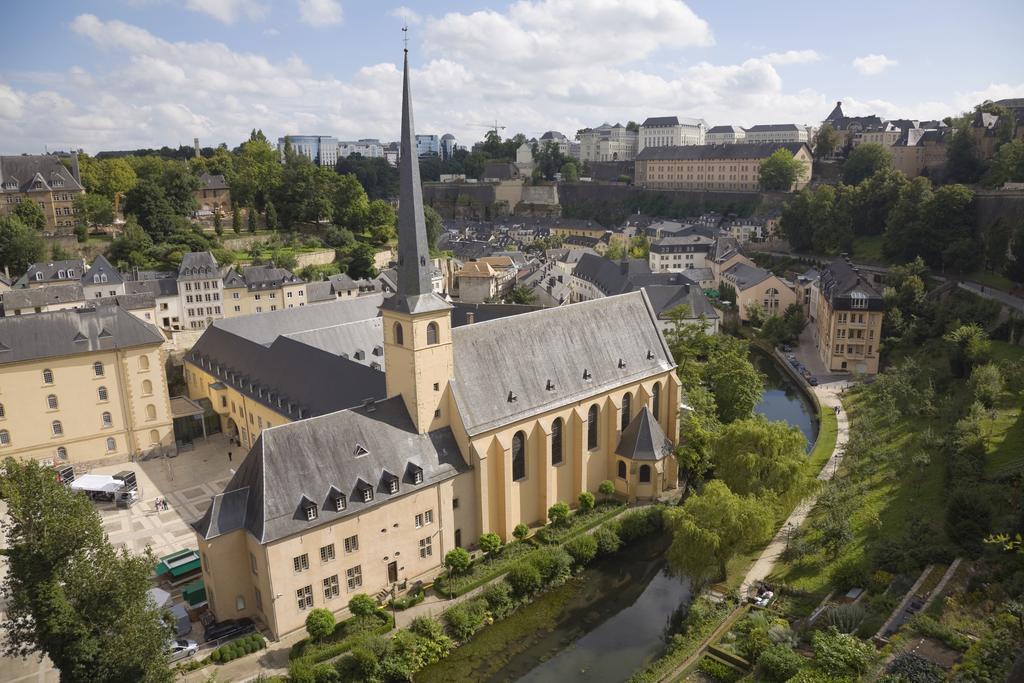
[74,193,114,226]
[968,363,1004,408]
[424,205,443,252]
[365,199,396,244]
[512,524,529,541]
[625,121,639,133]
[883,176,933,262]
[578,491,595,512]
[705,343,765,423]
[759,148,805,191]
[79,156,138,202]
[478,532,503,558]
[560,161,579,182]
[332,173,371,230]
[779,189,815,250]
[944,324,991,378]
[247,206,257,233]
[711,416,808,506]
[347,593,377,618]
[814,124,839,157]
[12,199,47,231]
[305,608,336,641]
[443,547,471,576]
[757,644,805,682]
[342,242,377,280]
[232,205,242,233]
[0,216,46,274]
[532,141,568,181]
[564,534,598,566]
[0,458,174,682]
[213,211,223,236]
[107,219,154,269]
[811,628,875,676]
[842,143,892,185]
[122,180,177,238]
[505,562,542,597]
[946,124,985,184]
[598,480,614,502]
[265,200,278,230]
[665,481,774,583]
[984,139,1024,188]
[547,501,571,527]
[229,130,281,210]
[509,284,537,305]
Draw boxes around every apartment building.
[638,116,707,152]
[178,252,223,330]
[814,259,883,375]
[454,256,518,304]
[705,125,746,144]
[223,265,307,316]
[721,263,797,322]
[0,305,173,465]
[635,143,812,192]
[648,229,716,273]
[0,154,85,234]
[578,123,638,162]
[743,124,811,144]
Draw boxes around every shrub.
[885,652,944,682]
[305,608,336,641]
[506,561,543,597]
[444,547,471,575]
[210,649,222,663]
[869,569,893,593]
[908,614,970,651]
[578,491,595,512]
[697,656,743,682]
[822,603,866,634]
[830,557,869,592]
[811,628,875,676]
[444,598,488,641]
[409,616,446,641]
[347,593,377,618]
[618,506,662,542]
[594,526,622,555]
[529,546,573,584]
[564,534,598,566]
[479,532,503,558]
[756,644,805,682]
[598,480,615,500]
[513,523,529,541]
[389,585,425,610]
[482,580,516,620]
[548,501,571,526]
[944,490,993,556]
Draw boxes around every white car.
[167,639,199,663]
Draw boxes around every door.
[387,561,398,584]
[454,529,462,548]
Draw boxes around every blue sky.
[1,0,1021,154]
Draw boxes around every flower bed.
[534,502,625,545]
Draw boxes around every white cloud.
[298,0,344,27]
[184,0,269,24]
[264,28,280,36]
[762,49,822,65]
[852,53,898,76]
[389,6,421,24]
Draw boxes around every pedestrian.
[228,451,233,462]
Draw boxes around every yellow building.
[635,142,812,192]
[0,305,173,465]
[222,265,307,316]
[721,263,797,322]
[0,155,85,234]
[814,259,883,375]
[192,51,682,639]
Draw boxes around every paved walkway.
[740,380,851,594]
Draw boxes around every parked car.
[781,344,793,352]
[166,639,198,663]
[203,618,255,643]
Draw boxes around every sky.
[1,0,1022,155]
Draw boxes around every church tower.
[381,45,454,434]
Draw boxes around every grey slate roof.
[450,302,543,327]
[637,142,808,161]
[642,116,680,127]
[305,281,335,303]
[643,284,718,321]
[126,277,178,298]
[615,407,672,461]
[819,259,883,311]
[96,292,157,311]
[223,265,303,291]
[192,396,469,543]
[211,295,383,345]
[0,305,163,365]
[83,255,124,286]
[198,173,229,190]
[283,318,385,369]
[722,262,774,290]
[177,252,218,280]
[707,125,745,134]
[4,283,84,309]
[745,124,801,132]
[450,291,675,436]
[15,259,86,287]
[0,155,84,194]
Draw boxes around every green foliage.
[444,597,490,640]
[479,532,503,558]
[810,628,875,676]
[0,458,174,682]
[512,523,529,541]
[481,581,516,620]
[563,534,598,566]
[626,597,734,683]
[0,215,46,274]
[665,481,774,583]
[950,612,1022,682]
[759,148,805,191]
[696,656,743,682]
[946,124,985,184]
[505,561,543,598]
[577,491,595,512]
[598,480,615,500]
[967,362,1003,408]
[617,506,663,543]
[711,415,809,506]
[265,200,278,230]
[211,633,265,663]
[944,490,993,556]
[79,155,138,201]
[508,284,537,305]
[560,161,579,182]
[756,644,805,682]
[593,525,622,555]
[528,546,573,584]
[288,610,392,664]
[213,211,223,235]
[248,206,258,232]
[75,193,114,226]
[347,593,377,618]
[444,547,471,576]
[821,603,866,634]
[843,143,893,185]
[944,323,991,378]
[908,614,970,652]
[547,501,571,526]
[815,124,839,157]
[884,652,944,683]
[12,197,48,230]
[305,608,336,641]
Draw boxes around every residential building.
[890,128,950,179]
[15,259,86,288]
[635,143,813,192]
[454,256,518,303]
[578,123,638,162]
[306,273,379,304]
[822,102,884,151]
[415,134,440,157]
[3,284,86,316]
[721,263,796,322]
[194,173,231,214]
[278,136,339,167]
[193,51,682,639]
[223,265,306,317]
[638,116,707,152]
[648,230,716,273]
[0,154,85,234]
[814,259,883,375]
[178,252,223,330]
[383,143,400,167]
[743,124,810,144]
[705,125,746,145]
[125,272,182,331]
[0,305,173,465]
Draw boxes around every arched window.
[621,392,632,431]
[426,321,439,345]
[393,322,404,346]
[142,380,153,395]
[617,460,627,479]
[56,447,68,461]
[587,405,598,450]
[639,465,651,483]
[42,368,54,384]
[97,386,108,401]
[511,431,526,481]
[47,394,58,410]
[551,418,563,465]
[101,412,112,428]
[51,420,63,436]
[149,429,160,445]
[106,437,116,452]
[139,355,150,370]
[0,430,10,446]
[0,403,6,418]
[146,404,157,420]
[652,382,661,421]
[93,361,104,377]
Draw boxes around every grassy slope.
[983,341,1024,476]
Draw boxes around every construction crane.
[469,121,507,136]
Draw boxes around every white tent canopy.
[69,474,121,494]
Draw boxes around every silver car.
[167,639,198,663]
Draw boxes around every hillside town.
[2,3,1024,683]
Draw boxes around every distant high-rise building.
[440,133,459,160]
[277,135,339,167]
[415,134,440,157]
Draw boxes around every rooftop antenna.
[402,23,409,53]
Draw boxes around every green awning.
[155,549,201,578]
[182,579,207,606]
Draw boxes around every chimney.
[465,311,475,324]
[363,398,376,413]
[194,138,200,158]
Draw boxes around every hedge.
[388,584,426,610]
[288,609,393,663]
[210,633,266,663]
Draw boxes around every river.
[750,348,818,449]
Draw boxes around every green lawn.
[965,269,1017,292]
[850,235,888,265]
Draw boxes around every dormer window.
[357,481,373,503]
[304,502,318,521]
[334,493,347,511]
[68,270,75,278]
[35,273,42,281]
[93,274,100,283]
[57,270,66,278]
[382,471,399,494]
[408,463,424,485]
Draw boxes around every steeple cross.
[402,24,409,52]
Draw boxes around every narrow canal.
[750,348,818,449]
